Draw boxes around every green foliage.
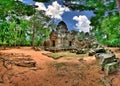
[29,11,52,46]
[0,0,119,47]
[70,0,119,47]
[0,0,53,47]
[98,79,104,85]
[46,52,87,59]
[0,21,10,45]
[77,32,85,40]
[55,62,67,68]
[0,0,35,19]
[95,16,120,46]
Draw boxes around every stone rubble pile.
[0,53,36,69]
[76,48,86,54]
[76,38,119,74]
[95,53,118,74]
[0,53,36,83]
[88,40,119,75]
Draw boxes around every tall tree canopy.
[0,0,53,47]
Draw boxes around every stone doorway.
[69,41,72,46]
[52,40,55,47]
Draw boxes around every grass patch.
[72,64,79,69]
[54,62,67,68]
[46,51,87,59]
[98,70,103,74]
[98,79,104,85]
[104,75,109,79]
[48,53,63,59]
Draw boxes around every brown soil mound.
[0,47,119,86]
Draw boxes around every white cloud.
[35,2,47,11]
[73,15,92,33]
[35,1,69,20]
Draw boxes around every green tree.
[95,16,120,46]
[29,11,53,47]
[0,0,34,47]
[0,21,10,49]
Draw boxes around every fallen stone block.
[88,49,96,56]
[14,61,36,67]
[94,47,106,53]
[33,47,41,51]
[3,61,12,70]
[95,53,116,63]
[76,49,86,54]
[104,62,118,75]
[95,53,118,72]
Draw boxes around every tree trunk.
[32,29,35,48]
[3,45,6,50]
[117,0,120,14]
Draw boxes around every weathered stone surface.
[76,49,86,54]
[95,53,116,64]
[95,52,118,73]
[70,49,77,53]
[15,60,36,67]
[106,49,114,54]
[13,57,36,67]
[93,47,106,53]
[90,41,99,49]
[3,61,12,69]
[44,21,78,52]
[104,62,118,74]
[0,53,36,68]
[88,45,106,56]
[0,58,12,70]
[88,49,96,56]
[33,47,41,51]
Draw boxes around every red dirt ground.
[0,47,120,86]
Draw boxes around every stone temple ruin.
[44,21,78,52]
[44,21,90,52]
[44,21,94,54]
[44,21,120,75]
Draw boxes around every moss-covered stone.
[104,62,118,74]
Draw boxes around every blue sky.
[22,0,35,5]
[21,0,94,31]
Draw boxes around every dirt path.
[0,47,119,86]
